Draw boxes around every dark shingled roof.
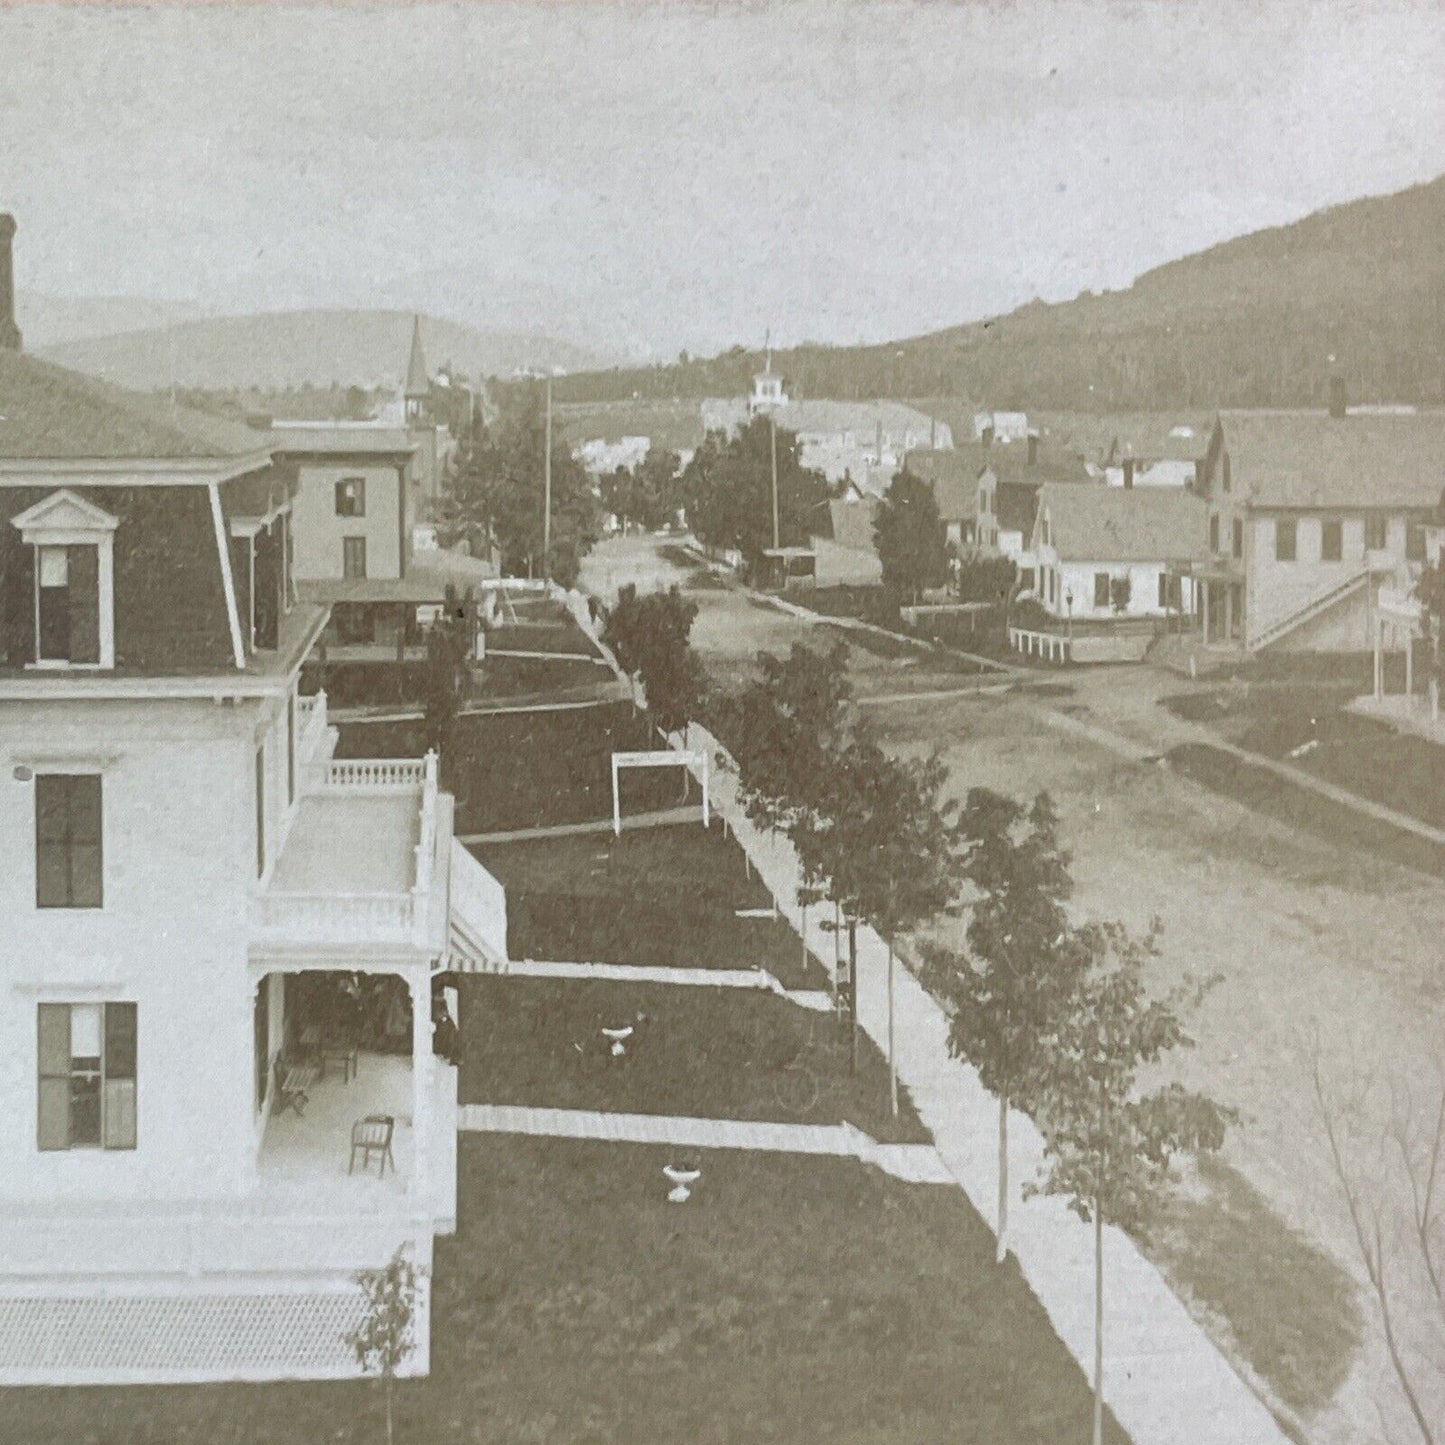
[904,449,982,522]
[993,481,1040,536]
[1037,482,1208,563]
[1216,410,1445,510]
[0,348,269,461]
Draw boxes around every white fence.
[1008,626,1072,663]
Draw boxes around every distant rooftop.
[0,348,272,463]
[1037,482,1208,562]
[261,421,417,457]
[1215,409,1445,509]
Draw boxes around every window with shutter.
[37,1002,136,1151]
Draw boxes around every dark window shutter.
[4,542,35,665]
[37,1004,71,1150]
[68,545,101,665]
[103,1003,137,1149]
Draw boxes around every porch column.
[1373,608,1384,701]
[409,970,433,1206]
[1201,583,1211,644]
[1405,627,1414,699]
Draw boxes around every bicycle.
[768,1008,847,1116]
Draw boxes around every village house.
[1035,411,1212,489]
[1027,482,1206,623]
[702,363,952,491]
[1189,391,1445,653]
[908,435,1090,559]
[258,322,495,663]
[0,220,506,1385]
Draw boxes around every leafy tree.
[955,554,1019,606]
[602,584,707,735]
[921,789,1082,1263]
[347,1245,427,1445]
[874,467,948,604]
[728,641,855,836]
[422,585,472,775]
[600,465,638,533]
[439,385,599,578]
[828,742,959,1114]
[1029,921,1234,1445]
[636,445,682,531]
[547,536,581,591]
[1414,544,1445,694]
[679,418,828,571]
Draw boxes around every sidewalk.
[678,721,1289,1445]
[459,804,702,845]
[457,1104,955,1184]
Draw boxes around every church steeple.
[404,314,429,424]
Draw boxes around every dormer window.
[11,490,118,669]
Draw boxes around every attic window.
[10,490,118,670]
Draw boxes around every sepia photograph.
[0,2,1442,1442]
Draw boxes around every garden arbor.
[611,749,710,836]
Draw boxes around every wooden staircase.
[446,840,509,972]
[1246,569,1369,653]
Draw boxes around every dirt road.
[579,538,1445,1445]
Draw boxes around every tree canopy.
[679,418,828,570]
[441,385,599,579]
[602,584,708,736]
[874,466,948,604]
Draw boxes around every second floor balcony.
[250,692,451,958]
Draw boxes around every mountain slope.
[37,309,610,390]
[16,293,208,349]
[554,175,1445,411]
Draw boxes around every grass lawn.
[489,619,602,658]
[458,973,925,1144]
[338,701,682,834]
[1164,684,1445,833]
[0,1138,1126,1444]
[1137,1155,1363,1425]
[476,822,819,988]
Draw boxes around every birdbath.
[663,1163,701,1203]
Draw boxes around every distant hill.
[552,175,1445,412]
[37,309,611,390]
[17,292,207,349]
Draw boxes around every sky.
[1,0,1442,361]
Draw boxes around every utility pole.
[770,413,780,552]
[542,374,553,581]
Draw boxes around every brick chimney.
[0,214,20,352]
[1122,458,1135,489]
[1328,373,1347,419]
[1027,431,1039,466]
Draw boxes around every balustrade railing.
[251,888,417,941]
[324,757,426,790]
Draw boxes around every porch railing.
[251,888,420,942]
[323,757,427,790]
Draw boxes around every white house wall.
[1040,560,1195,620]
[0,696,270,1205]
[1103,460,1195,488]
[1246,514,1408,646]
[290,462,404,582]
